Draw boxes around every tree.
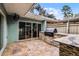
[30,3,56,19]
[30,3,46,16]
[46,13,56,19]
[34,4,46,16]
[30,3,41,14]
[61,5,73,34]
[61,5,73,17]
[39,8,46,16]
[34,3,41,12]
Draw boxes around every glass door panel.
[25,23,31,39]
[19,22,25,40]
[38,24,41,37]
[33,23,38,37]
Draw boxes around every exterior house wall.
[0,15,4,49]
[0,4,7,55]
[41,20,46,32]
[7,15,18,43]
[7,17,45,43]
[0,15,2,49]
[0,15,1,49]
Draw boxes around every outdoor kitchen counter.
[54,33,79,48]
[54,33,79,55]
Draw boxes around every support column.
[30,23,33,40]
[43,20,47,32]
[67,20,70,34]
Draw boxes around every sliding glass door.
[19,22,41,40]
[19,22,31,39]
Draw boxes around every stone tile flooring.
[2,39,59,56]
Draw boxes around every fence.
[47,23,79,34]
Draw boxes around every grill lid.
[45,28,57,33]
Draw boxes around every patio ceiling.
[3,3,34,17]
[2,3,61,23]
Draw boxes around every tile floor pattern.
[2,39,59,56]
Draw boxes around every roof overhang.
[24,12,59,22]
[2,3,60,23]
[24,12,46,21]
[60,17,79,23]
[3,3,34,17]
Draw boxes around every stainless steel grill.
[44,28,57,37]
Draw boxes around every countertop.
[54,33,79,48]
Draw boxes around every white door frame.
[0,9,7,55]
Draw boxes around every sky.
[39,3,79,20]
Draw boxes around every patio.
[2,39,59,56]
